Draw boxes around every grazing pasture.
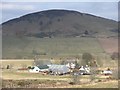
[3,37,105,58]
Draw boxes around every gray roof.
[49,65,69,73]
[37,65,49,69]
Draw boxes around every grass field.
[3,37,105,58]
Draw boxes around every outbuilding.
[102,68,112,75]
[49,65,70,75]
[29,65,49,73]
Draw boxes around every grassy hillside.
[2,10,118,59]
[3,36,105,59]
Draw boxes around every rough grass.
[63,80,118,88]
[3,37,105,58]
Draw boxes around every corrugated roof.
[49,65,69,73]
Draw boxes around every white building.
[66,63,76,69]
[102,70,112,75]
[29,65,49,73]
[79,65,90,75]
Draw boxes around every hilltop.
[2,9,118,38]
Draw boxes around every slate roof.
[37,65,49,69]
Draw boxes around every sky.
[0,0,119,24]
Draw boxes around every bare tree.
[33,55,51,66]
[71,60,80,85]
[89,60,98,82]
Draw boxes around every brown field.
[98,38,118,54]
[2,79,118,88]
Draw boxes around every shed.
[102,68,112,75]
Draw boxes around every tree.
[82,53,99,82]
[33,56,51,66]
[70,59,80,85]
[89,60,98,82]
[75,60,80,69]
[81,52,93,66]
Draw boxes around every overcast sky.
[0,0,119,24]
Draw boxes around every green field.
[3,36,105,59]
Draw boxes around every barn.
[48,65,70,75]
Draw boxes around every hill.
[1,9,118,59]
[2,9,118,38]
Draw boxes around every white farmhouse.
[29,65,49,73]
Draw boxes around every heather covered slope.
[2,9,117,38]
